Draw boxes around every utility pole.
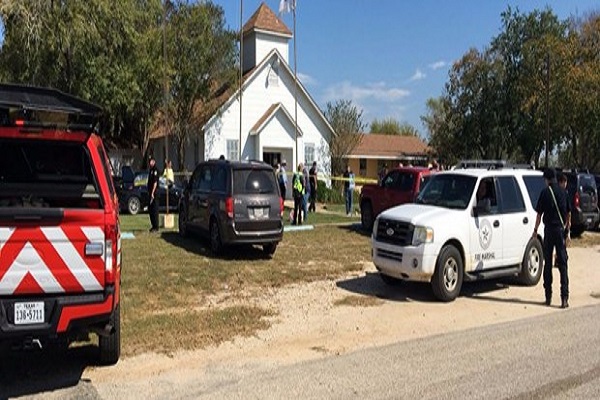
[545,52,550,168]
[239,0,243,161]
[162,0,173,228]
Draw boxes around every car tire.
[380,273,403,286]
[518,237,543,286]
[431,244,463,302]
[178,206,188,238]
[571,225,585,238]
[99,304,120,366]
[210,218,223,255]
[361,201,374,231]
[127,196,141,215]
[263,243,278,257]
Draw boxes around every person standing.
[309,161,318,212]
[302,163,310,220]
[147,156,160,232]
[278,160,288,200]
[532,168,571,308]
[292,163,305,225]
[343,165,355,216]
[163,159,174,186]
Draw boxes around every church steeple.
[242,2,292,73]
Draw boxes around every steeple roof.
[242,2,292,37]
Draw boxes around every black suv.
[178,159,283,256]
[564,171,599,235]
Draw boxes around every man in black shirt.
[533,168,571,308]
[308,161,318,212]
[147,156,160,232]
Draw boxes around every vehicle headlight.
[412,226,434,246]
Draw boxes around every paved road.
[184,303,600,400]
[4,303,599,399]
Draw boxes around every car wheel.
[127,196,141,215]
[431,244,463,302]
[571,225,585,238]
[263,243,278,257]
[361,201,374,231]
[98,304,120,366]
[518,237,543,286]
[210,218,223,254]
[380,273,403,286]
[178,206,188,238]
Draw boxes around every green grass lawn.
[117,210,371,356]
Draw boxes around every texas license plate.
[252,207,268,218]
[14,302,44,325]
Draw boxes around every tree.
[323,100,366,181]
[0,0,164,152]
[370,118,419,136]
[166,1,237,170]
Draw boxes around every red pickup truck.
[360,167,433,230]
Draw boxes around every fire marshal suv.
[371,168,546,301]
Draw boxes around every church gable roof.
[250,102,303,137]
[242,2,292,37]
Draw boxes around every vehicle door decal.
[478,219,493,250]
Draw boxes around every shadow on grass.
[336,222,371,238]
[337,272,524,303]
[160,231,273,261]
[0,343,99,398]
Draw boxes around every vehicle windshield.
[415,174,477,209]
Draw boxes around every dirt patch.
[86,244,600,399]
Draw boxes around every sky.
[219,0,599,137]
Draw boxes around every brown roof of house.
[242,2,292,37]
[348,133,430,158]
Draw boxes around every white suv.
[371,168,546,301]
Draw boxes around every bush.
[316,180,359,205]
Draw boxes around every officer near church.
[147,155,160,232]
[532,168,571,308]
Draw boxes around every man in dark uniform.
[147,156,160,232]
[532,168,571,308]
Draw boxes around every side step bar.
[464,265,520,282]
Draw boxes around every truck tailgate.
[0,210,105,295]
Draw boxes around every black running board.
[464,265,520,282]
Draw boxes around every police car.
[371,168,546,301]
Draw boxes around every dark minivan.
[564,171,599,236]
[178,159,284,256]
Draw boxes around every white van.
[371,168,546,301]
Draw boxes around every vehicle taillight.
[105,224,118,284]
[226,197,234,219]
[574,192,580,208]
[279,197,284,217]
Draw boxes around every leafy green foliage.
[370,118,419,136]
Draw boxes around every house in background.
[345,134,430,180]
[149,3,333,184]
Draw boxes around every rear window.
[522,175,545,208]
[0,138,101,209]
[233,168,277,195]
[579,174,597,192]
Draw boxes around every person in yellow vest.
[292,163,305,225]
[163,159,174,186]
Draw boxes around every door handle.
[493,220,500,228]
[523,217,529,224]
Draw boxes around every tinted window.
[233,168,277,194]
[0,138,100,209]
[395,172,415,191]
[497,176,526,213]
[198,166,212,192]
[416,174,477,210]
[211,165,228,192]
[579,174,596,192]
[523,175,545,208]
[382,171,399,189]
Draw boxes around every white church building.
[149,2,333,178]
